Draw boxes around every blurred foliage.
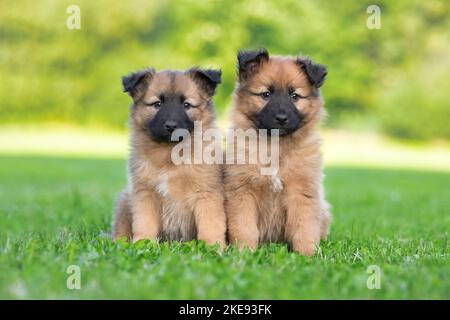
[0,0,449,139]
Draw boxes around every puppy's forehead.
[147,71,197,96]
[252,57,309,88]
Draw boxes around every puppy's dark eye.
[183,102,191,109]
[260,91,271,100]
[153,101,162,108]
[144,101,161,108]
[291,93,306,101]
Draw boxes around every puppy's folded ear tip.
[237,48,269,62]
[237,48,270,81]
[189,68,222,95]
[296,57,328,88]
[213,69,222,84]
[206,69,222,83]
[121,74,134,93]
[121,67,155,97]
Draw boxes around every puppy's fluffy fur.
[113,68,226,247]
[224,49,332,256]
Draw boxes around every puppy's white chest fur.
[156,173,170,197]
[155,173,196,241]
[271,173,284,192]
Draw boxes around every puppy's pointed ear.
[237,48,269,81]
[296,58,327,88]
[188,68,222,96]
[122,67,155,100]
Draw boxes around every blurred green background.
[1,0,449,140]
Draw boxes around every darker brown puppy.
[224,49,331,256]
[113,67,226,248]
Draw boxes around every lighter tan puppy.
[224,49,331,256]
[113,67,226,248]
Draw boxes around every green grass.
[0,155,449,299]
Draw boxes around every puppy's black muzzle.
[148,102,194,142]
[255,94,304,135]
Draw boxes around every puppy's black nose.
[164,121,178,133]
[275,113,288,125]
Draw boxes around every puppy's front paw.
[291,238,319,256]
[132,234,157,243]
[202,238,226,250]
[232,239,258,252]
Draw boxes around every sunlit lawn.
[0,127,449,299]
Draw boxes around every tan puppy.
[224,49,331,256]
[113,67,226,248]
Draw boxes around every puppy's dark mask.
[147,96,195,143]
[254,90,305,135]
